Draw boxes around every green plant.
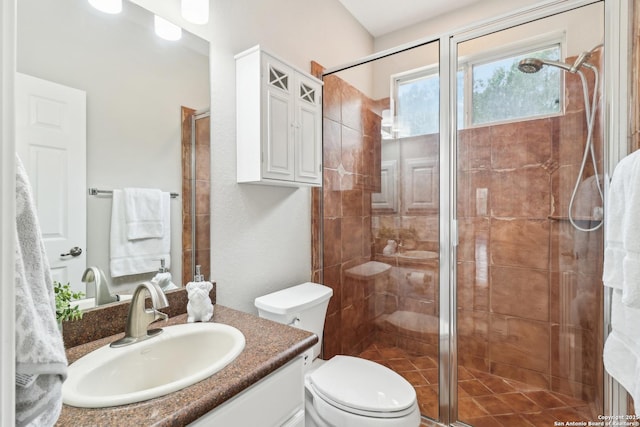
[399,226,418,241]
[54,281,85,322]
[377,226,397,240]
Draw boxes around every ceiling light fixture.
[88,0,122,14]
[154,15,182,41]
[181,0,209,25]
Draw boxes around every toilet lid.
[308,355,416,414]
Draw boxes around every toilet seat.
[307,355,417,418]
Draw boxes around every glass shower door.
[320,40,443,422]
[454,2,605,425]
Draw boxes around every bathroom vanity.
[56,305,317,426]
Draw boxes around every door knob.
[60,246,82,257]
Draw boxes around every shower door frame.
[322,0,629,424]
[448,0,626,424]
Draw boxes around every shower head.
[518,57,572,73]
[517,58,544,73]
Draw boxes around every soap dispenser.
[186,265,214,322]
[150,258,178,291]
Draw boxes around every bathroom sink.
[62,322,245,408]
[397,250,438,260]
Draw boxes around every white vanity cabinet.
[189,356,304,427]
[236,45,323,187]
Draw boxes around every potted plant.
[54,281,84,331]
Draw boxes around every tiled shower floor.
[359,343,596,426]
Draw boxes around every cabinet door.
[294,74,322,185]
[262,55,295,182]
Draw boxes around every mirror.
[17,0,210,300]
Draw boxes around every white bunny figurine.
[186,280,214,322]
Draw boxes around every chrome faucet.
[110,281,169,348]
[81,267,118,306]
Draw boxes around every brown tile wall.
[316,74,383,358]
[181,108,211,285]
[457,50,604,406]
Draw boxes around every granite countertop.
[56,305,317,427]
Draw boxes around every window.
[468,44,562,126]
[394,67,439,137]
[388,40,563,137]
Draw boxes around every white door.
[15,73,87,293]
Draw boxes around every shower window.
[458,41,563,127]
[393,66,439,137]
[467,43,562,126]
[391,41,562,137]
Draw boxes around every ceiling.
[337,0,482,37]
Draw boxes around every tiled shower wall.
[315,51,603,405]
[457,50,604,403]
[316,73,383,358]
[181,107,211,286]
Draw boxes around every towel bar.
[88,188,179,198]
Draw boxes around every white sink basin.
[397,250,438,260]
[62,322,245,408]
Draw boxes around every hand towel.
[110,190,171,277]
[14,154,67,427]
[124,187,163,240]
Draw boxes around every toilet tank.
[255,282,333,360]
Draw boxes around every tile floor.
[359,342,598,426]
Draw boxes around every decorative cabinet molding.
[372,160,398,212]
[235,45,323,187]
[403,157,438,213]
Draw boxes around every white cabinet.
[189,357,304,427]
[236,45,323,187]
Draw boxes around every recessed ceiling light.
[181,0,209,25]
[88,0,122,14]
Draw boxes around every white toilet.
[255,282,421,427]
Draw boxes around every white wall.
[17,0,210,293]
[207,0,372,313]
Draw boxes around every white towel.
[14,154,67,427]
[603,290,640,415]
[603,149,640,307]
[124,187,163,240]
[602,151,636,291]
[110,189,171,277]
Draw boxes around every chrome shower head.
[517,58,544,73]
[518,57,573,74]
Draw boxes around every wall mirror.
[16,0,210,306]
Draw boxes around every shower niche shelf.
[235,45,323,187]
